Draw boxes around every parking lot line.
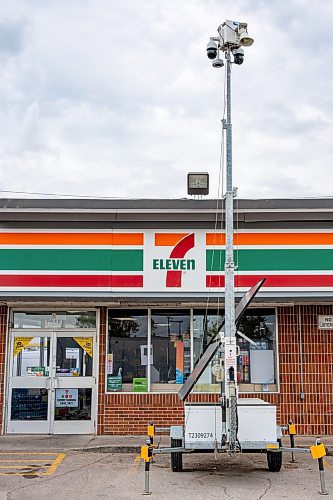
[0,452,66,476]
[43,453,66,475]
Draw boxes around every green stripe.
[206,249,333,271]
[0,249,143,271]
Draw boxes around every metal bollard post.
[141,439,153,495]
[318,456,328,496]
[143,460,151,495]
[288,420,296,463]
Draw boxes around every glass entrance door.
[7,332,97,434]
[52,334,96,434]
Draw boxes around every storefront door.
[7,331,97,434]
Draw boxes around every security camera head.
[233,47,244,65]
[212,57,224,69]
[207,39,218,60]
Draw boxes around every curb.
[82,445,141,454]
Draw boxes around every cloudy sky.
[0,0,332,200]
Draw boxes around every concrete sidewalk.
[0,434,332,453]
[0,434,170,453]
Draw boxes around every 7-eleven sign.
[153,233,195,287]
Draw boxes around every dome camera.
[233,47,244,65]
[212,58,224,69]
[207,39,218,60]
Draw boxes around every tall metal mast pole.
[224,47,235,343]
[206,19,254,452]
[223,47,238,452]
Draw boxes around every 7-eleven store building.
[0,197,332,435]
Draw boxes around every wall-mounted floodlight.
[187,172,209,196]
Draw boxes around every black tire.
[267,450,282,472]
[171,438,183,472]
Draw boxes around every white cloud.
[0,0,332,199]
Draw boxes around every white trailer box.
[185,403,223,449]
[184,399,277,450]
[237,398,277,449]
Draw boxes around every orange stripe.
[206,233,333,246]
[155,233,188,246]
[0,233,143,246]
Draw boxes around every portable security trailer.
[163,280,283,473]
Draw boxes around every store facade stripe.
[155,233,189,246]
[0,249,143,271]
[206,274,333,288]
[206,232,333,246]
[0,274,143,287]
[0,232,143,246]
[206,249,333,271]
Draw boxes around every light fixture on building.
[187,172,209,196]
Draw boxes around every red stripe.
[0,275,143,288]
[166,233,195,287]
[206,275,333,287]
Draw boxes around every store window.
[193,308,277,393]
[107,310,148,392]
[151,310,190,391]
[106,308,277,394]
[237,308,277,392]
[193,310,224,392]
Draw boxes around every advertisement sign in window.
[55,389,79,407]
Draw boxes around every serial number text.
[188,432,214,439]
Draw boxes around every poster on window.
[73,337,93,357]
[55,388,79,407]
[107,353,113,374]
[13,337,33,357]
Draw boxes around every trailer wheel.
[267,450,282,472]
[171,438,183,472]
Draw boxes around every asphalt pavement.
[0,435,331,499]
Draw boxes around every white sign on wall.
[318,315,333,329]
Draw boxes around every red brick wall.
[97,305,333,436]
[0,306,8,432]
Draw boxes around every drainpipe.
[297,305,305,400]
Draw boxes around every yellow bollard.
[288,420,296,463]
[141,439,153,495]
[311,439,328,496]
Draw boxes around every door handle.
[46,377,52,390]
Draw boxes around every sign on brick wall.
[318,315,333,329]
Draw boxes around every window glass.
[193,308,277,393]
[192,311,224,392]
[56,337,93,377]
[13,311,96,329]
[54,388,92,421]
[12,336,50,377]
[237,308,276,390]
[11,389,48,420]
[151,310,190,391]
[108,310,148,392]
